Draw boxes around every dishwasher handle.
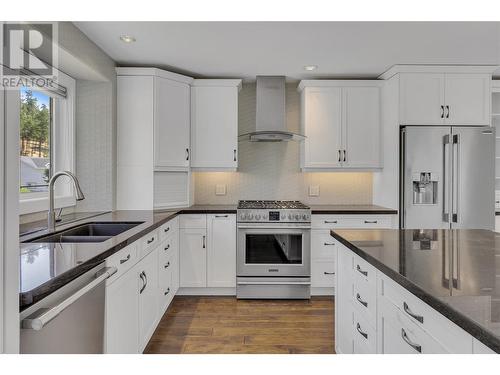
[22,266,117,331]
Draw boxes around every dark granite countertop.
[331,228,500,353]
[310,204,397,215]
[19,205,237,310]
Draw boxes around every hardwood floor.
[144,296,335,354]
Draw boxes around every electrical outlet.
[215,184,227,196]
[309,185,320,197]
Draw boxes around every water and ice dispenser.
[412,172,438,205]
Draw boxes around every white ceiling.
[74,22,500,80]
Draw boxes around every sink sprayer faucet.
[48,171,85,231]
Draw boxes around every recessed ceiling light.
[120,35,136,43]
[303,65,318,71]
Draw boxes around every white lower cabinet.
[138,248,159,351]
[335,241,482,354]
[311,214,395,295]
[207,214,236,287]
[105,217,179,354]
[104,262,140,354]
[180,228,207,287]
[179,213,236,292]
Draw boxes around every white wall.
[194,83,373,205]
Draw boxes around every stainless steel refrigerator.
[400,126,495,230]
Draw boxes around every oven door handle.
[237,281,311,285]
[237,225,311,230]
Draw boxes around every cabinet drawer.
[159,252,174,309]
[379,298,447,354]
[179,214,206,229]
[352,273,376,325]
[311,261,336,288]
[311,231,337,261]
[159,216,179,242]
[353,308,376,353]
[353,255,376,288]
[379,274,472,353]
[139,229,159,258]
[158,234,177,264]
[105,243,138,284]
[312,215,393,229]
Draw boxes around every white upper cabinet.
[298,81,382,171]
[399,73,445,125]
[343,87,381,168]
[191,80,242,171]
[444,74,490,125]
[154,77,191,169]
[399,72,490,126]
[301,87,343,169]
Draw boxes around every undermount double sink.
[23,221,144,243]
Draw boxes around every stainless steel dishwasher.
[20,263,116,354]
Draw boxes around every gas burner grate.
[238,200,309,210]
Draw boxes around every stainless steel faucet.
[47,171,85,231]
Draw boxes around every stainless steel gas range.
[236,200,311,299]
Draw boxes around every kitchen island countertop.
[331,228,500,353]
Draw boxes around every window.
[18,69,75,215]
[19,88,53,194]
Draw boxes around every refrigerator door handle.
[442,134,450,223]
[452,134,460,223]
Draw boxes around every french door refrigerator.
[400,126,494,230]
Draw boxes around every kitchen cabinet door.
[444,74,490,125]
[104,264,140,354]
[191,82,240,170]
[154,77,190,169]
[399,73,445,125]
[207,214,236,288]
[180,228,207,287]
[342,87,381,168]
[138,248,159,352]
[302,87,343,169]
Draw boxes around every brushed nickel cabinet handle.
[356,293,368,308]
[233,149,237,162]
[139,272,146,294]
[403,302,424,323]
[356,323,368,339]
[164,261,170,269]
[324,271,335,275]
[186,148,190,161]
[164,244,170,251]
[401,328,422,353]
[446,105,450,119]
[164,287,170,296]
[164,227,170,233]
[324,242,335,246]
[441,105,444,118]
[120,254,131,264]
[364,220,378,224]
[356,264,368,277]
[338,150,341,162]
[147,237,155,244]
[324,220,338,224]
[343,149,347,162]
[202,235,206,249]
[215,215,229,218]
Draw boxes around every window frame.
[19,68,76,215]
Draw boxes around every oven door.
[237,223,310,277]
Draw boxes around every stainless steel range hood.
[239,76,305,142]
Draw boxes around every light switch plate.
[215,184,227,196]
[309,185,320,197]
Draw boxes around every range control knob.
[248,214,254,220]
[302,214,309,220]
[288,214,293,220]
[295,214,300,220]
[255,214,261,220]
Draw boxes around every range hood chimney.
[239,76,305,142]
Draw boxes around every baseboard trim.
[311,287,335,296]
[177,287,236,296]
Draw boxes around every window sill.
[19,195,76,215]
